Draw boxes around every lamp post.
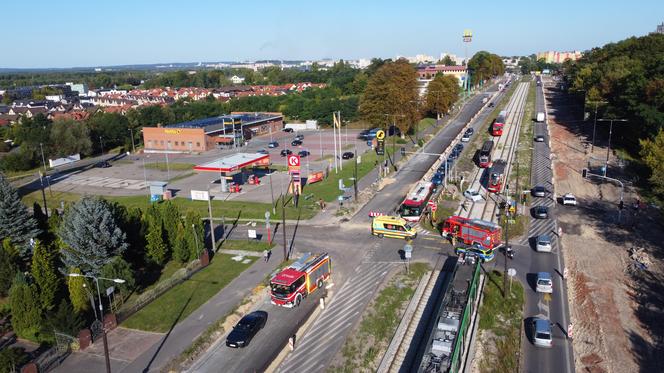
[128,128,136,154]
[99,136,104,155]
[588,100,607,153]
[597,118,628,177]
[68,273,125,373]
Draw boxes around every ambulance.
[371,216,417,240]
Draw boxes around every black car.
[531,186,548,197]
[268,141,279,148]
[454,143,464,152]
[282,127,294,133]
[488,102,495,108]
[226,311,267,348]
[358,129,370,140]
[97,161,111,168]
[257,149,269,155]
[342,151,354,160]
[465,128,474,136]
[298,150,310,157]
[291,139,303,146]
[294,134,304,141]
[280,149,292,156]
[533,205,549,219]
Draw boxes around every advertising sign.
[190,190,210,201]
[288,155,301,171]
[307,171,324,184]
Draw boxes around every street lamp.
[68,273,125,373]
[597,118,628,177]
[128,128,136,154]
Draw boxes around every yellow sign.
[376,130,385,140]
[164,129,182,135]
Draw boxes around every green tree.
[185,211,205,260]
[0,173,40,257]
[359,59,421,134]
[46,299,85,336]
[640,129,664,198]
[49,119,93,157]
[59,196,128,276]
[100,257,135,294]
[67,268,90,314]
[0,239,18,297]
[468,51,505,86]
[31,240,61,312]
[171,222,190,263]
[8,273,42,340]
[145,221,168,266]
[158,201,180,255]
[0,347,29,373]
[426,74,460,118]
[438,55,456,66]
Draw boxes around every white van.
[536,112,545,122]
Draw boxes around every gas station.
[194,153,271,192]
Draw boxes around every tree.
[158,201,180,255]
[31,240,61,312]
[100,257,135,294]
[172,222,190,263]
[426,74,461,118]
[0,239,18,297]
[145,221,168,266]
[8,273,42,340]
[641,129,664,199]
[59,196,128,276]
[33,201,49,234]
[0,347,29,373]
[0,173,40,257]
[439,55,456,66]
[359,59,421,134]
[468,51,505,86]
[185,211,205,260]
[67,268,90,314]
[46,299,85,336]
[49,119,93,157]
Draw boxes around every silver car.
[536,234,552,252]
[532,317,553,348]
[536,272,553,293]
[463,189,483,202]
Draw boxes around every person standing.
[263,249,269,262]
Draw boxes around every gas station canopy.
[194,153,270,173]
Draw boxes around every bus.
[491,110,507,136]
[478,140,494,168]
[399,181,434,222]
[487,160,507,193]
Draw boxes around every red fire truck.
[478,140,494,168]
[441,216,502,250]
[487,160,507,193]
[270,253,331,308]
[399,181,434,222]
[491,110,507,136]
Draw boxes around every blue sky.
[5,0,663,68]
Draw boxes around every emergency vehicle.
[398,181,434,222]
[372,215,417,240]
[491,110,507,136]
[441,216,502,250]
[487,160,507,193]
[270,253,331,308]
[478,140,494,168]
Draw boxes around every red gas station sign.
[288,155,301,171]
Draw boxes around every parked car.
[534,135,545,142]
[562,193,577,206]
[291,139,303,146]
[531,317,553,348]
[536,272,553,293]
[97,161,111,168]
[268,141,279,148]
[461,133,471,142]
[280,149,292,156]
[342,151,354,160]
[298,150,310,157]
[282,127,294,133]
[536,234,552,252]
[431,172,444,186]
[226,311,268,348]
[463,189,483,202]
[531,186,548,197]
[454,143,464,153]
[294,134,304,141]
[533,205,549,219]
[257,149,269,155]
[488,102,495,108]
[465,128,474,136]
[455,244,495,262]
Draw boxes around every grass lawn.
[122,254,255,332]
[478,270,525,373]
[21,189,316,220]
[143,162,195,171]
[122,260,185,305]
[218,239,273,252]
[417,118,437,132]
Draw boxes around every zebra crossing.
[413,222,434,236]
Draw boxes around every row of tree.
[467,51,505,86]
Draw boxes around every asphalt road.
[518,79,574,373]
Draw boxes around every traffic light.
[619,200,624,210]
[582,168,588,178]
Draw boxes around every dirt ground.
[545,78,664,373]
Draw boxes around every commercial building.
[142,112,283,153]
[536,50,583,64]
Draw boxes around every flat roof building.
[142,112,283,153]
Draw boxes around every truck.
[441,216,502,250]
[270,253,331,308]
[536,112,545,122]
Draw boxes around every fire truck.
[270,253,331,308]
[441,216,502,250]
[491,110,507,136]
[399,181,434,222]
[478,140,494,168]
[487,160,507,193]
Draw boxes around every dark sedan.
[97,161,111,168]
[342,151,354,159]
[280,149,292,156]
[226,311,267,348]
[533,205,549,219]
[298,150,310,157]
[291,139,303,146]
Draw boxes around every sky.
[4,0,663,68]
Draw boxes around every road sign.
[248,229,257,239]
[376,130,385,140]
[507,268,517,277]
[403,244,413,259]
[428,200,437,211]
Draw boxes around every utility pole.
[128,128,136,154]
[353,149,358,201]
[207,192,216,252]
[332,112,338,173]
[503,207,509,298]
[281,191,287,261]
[597,118,628,177]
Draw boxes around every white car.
[463,189,483,202]
[536,272,553,293]
[536,234,552,253]
[461,133,471,142]
[562,193,577,206]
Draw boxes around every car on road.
[282,127,294,133]
[534,135,546,142]
[358,129,370,140]
[536,272,553,293]
[461,133,471,142]
[531,186,548,197]
[97,161,111,168]
[298,150,310,157]
[562,193,577,206]
[294,134,304,141]
[291,139,303,146]
[531,317,553,348]
[431,172,444,186]
[488,102,495,108]
[226,311,267,348]
[280,149,292,157]
[455,244,495,262]
[536,234,552,252]
[342,151,354,160]
[533,205,549,219]
[257,149,269,155]
[268,141,279,148]
[454,143,464,153]
[465,128,474,136]
[463,189,482,202]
